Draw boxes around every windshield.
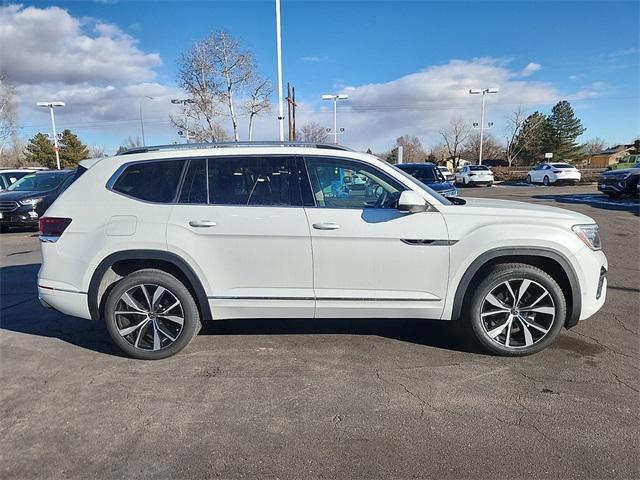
[469,165,490,171]
[390,164,452,206]
[398,165,445,183]
[7,172,67,192]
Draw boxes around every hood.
[458,197,595,223]
[602,167,640,176]
[0,189,54,202]
[427,181,456,192]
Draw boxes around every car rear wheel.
[465,263,566,356]
[526,175,532,184]
[543,175,550,186]
[104,269,200,360]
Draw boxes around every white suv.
[37,143,608,359]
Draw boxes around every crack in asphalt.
[610,371,640,393]
[572,331,638,360]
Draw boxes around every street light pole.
[37,101,65,170]
[322,94,348,144]
[275,0,285,141]
[469,88,499,165]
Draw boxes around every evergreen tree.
[514,112,552,165]
[547,100,585,162]
[24,133,56,168]
[59,129,89,168]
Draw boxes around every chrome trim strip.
[209,295,440,302]
[38,285,87,295]
[401,239,458,246]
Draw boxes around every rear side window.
[178,159,208,204]
[207,156,301,206]
[112,160,184,203]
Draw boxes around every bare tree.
[429,143,449,164]
[116,136,142,155]
[243,79,273,141]
[174,39,227,142]
[299,122,328,143]
[0,76,17,155]
[582,137,607,156]
[89,145,107,158]
[462,131,504,162]
[504,108,549,166]
[440,118,471,169]
[394,134,426,163]
[210,31,254,142]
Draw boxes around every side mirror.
[397,190,428,213]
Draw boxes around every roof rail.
[119,141,353,155]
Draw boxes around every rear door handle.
[313,222,341,231]
[189,220,217,228]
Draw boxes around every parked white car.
[527,163,581,186]
[437,166,455,182]
[455,165,494,186]
[38,142,607,359]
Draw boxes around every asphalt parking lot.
[1,184,638,479]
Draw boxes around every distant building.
[590,141,640,168]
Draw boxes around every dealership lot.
[1,185,638,479]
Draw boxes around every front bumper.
[574,248,608,322]
[598,178,635,195]
[0,206,40,226]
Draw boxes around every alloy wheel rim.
[480,279,555,349]
[114,284,184,351]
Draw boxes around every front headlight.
[572,224,602,250]
[19,197,43,206]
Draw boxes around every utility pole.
[469,88,499,165]
[37,101,65,170]
[286,83,297,141]
[321,94,349,144]
[275,0,285,141]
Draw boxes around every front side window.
[207,156,301,206]
[112,160,184,203]
[306,157,405,209]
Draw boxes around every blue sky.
[2,1,638,153]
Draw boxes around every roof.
[396,162,437,167]
[118,141,353,156]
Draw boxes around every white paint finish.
[304,207,449,318]
[167,204,314,318]
[106,215,137,236]
[38,288,90,319]
[210,298,315,319]
[527,163,581,184]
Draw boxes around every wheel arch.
[88,250,212,322]
[451,247,581,328]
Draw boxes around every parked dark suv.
[396,162,458,197]
[598,162,640,198]
[0,169,80,231]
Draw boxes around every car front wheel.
[465,263,566,356]
[104,269,201,360]
[543,175,550,186]
[526,175,532,184]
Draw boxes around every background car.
[396,162,458,197]
[0,169,35,191]
[0,169,80,231]
[437,165,455,182]
[454,165,494,187]
[527,162,581,186]
[597,163,640,197]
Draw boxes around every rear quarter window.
[112,160,184,203]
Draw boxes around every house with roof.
[590,141,640,168]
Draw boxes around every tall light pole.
[139,96,154,146]
[171,98,194,143]
[322,94,349,144]
[275,0,285,141]
[36,101,65,170]
[469,88,499,165]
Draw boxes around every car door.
[167,156,314,320]
[303,156,450,319]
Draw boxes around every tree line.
[381,100,599,168]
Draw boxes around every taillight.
[553,170,562,173]
[39,217,72,241]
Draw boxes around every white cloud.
[294,58,563,151]
[518,62,542,77]
[0,4,161,85]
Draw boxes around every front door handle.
[189,220,217,228]
[313,222,341,231]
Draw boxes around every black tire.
[526,175,532,184]
[104,268,201,360]
[543,176,550,186]
[464,263,566,356]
